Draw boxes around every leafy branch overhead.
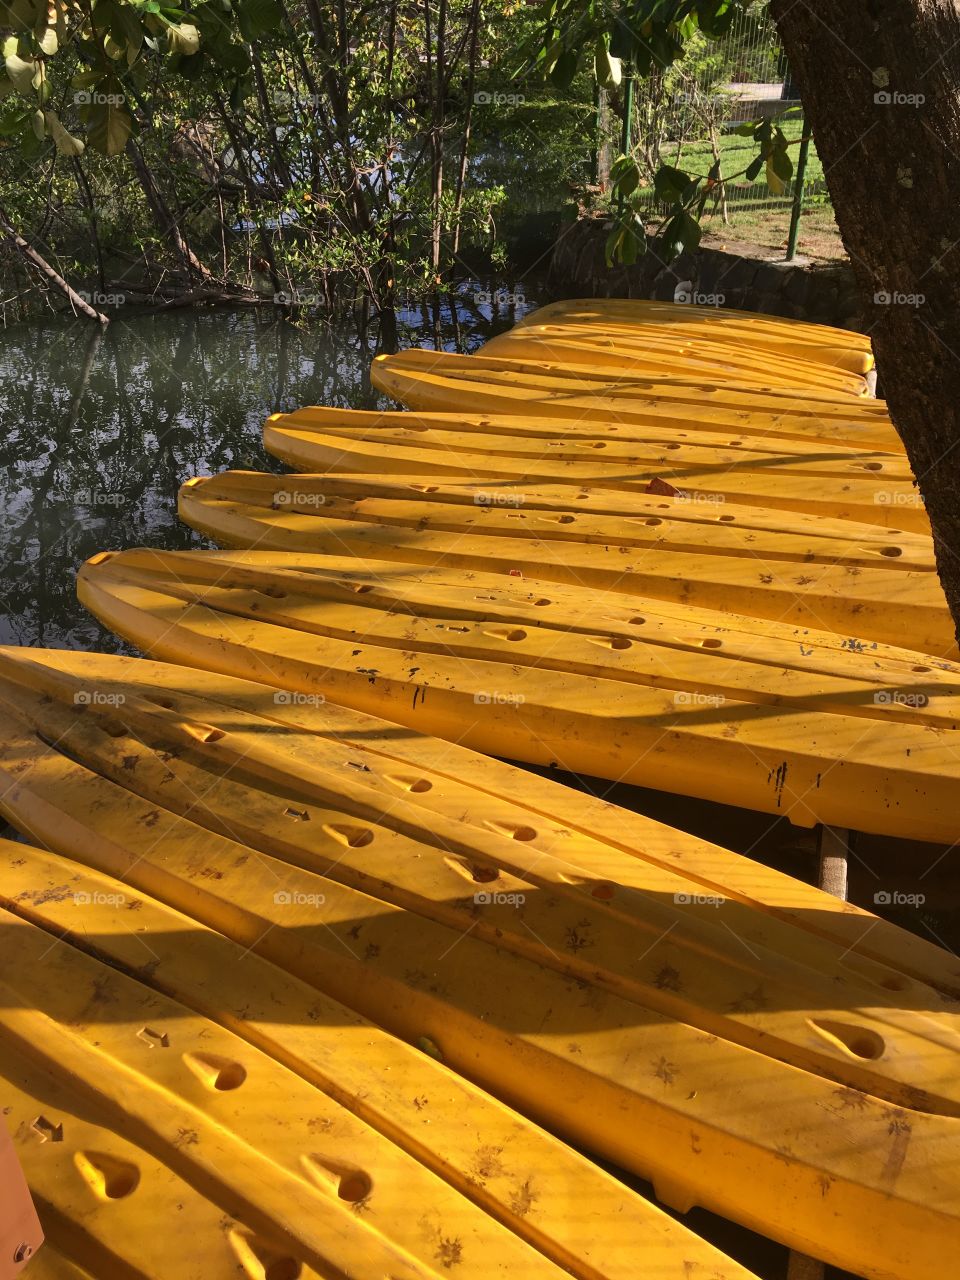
[526,0,801,263]
[0,0,282,157]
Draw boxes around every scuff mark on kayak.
[768,761,788,807]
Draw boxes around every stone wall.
[549,216,864,331]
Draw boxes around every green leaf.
[549,46,578,89]
[44,108,84,155]
[653,164,689,204]
[594,35,622,88]
[771,146,793,183]
[5,49,39,93]
[87,97,132,154]
[745,153,764,182]
[611,153,641,196]
[661,209,701,259]
[166,21,200,54]
[238,0,282,39]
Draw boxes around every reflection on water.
[0,287,539,650]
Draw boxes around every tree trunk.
[770,0,960,645]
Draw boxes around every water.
[0,287,538,650]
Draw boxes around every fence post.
[785,129,811,260]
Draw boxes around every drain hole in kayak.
[323,823,375,848]
[912,665,931,673]
[144,695,176,710]
[229,1227,303,1280]
[485,820,537,841]
[387,774,433,793]
[184,1052,248,1091]
[410,484,438,492]
[718,515,736,523]
[608,637,632,650]
[185,725,225,744]
[533,598,551,606]
[877,973,911,991]
[701,638,723,649]
[302,1156,373,1204]
[630,617,646,625]
[809,1019,885,1061]
[75,1151,141,1200]
[862,462,883,470]
[284,807,309,821]
[485,628,527,642]
[591,882,616,900]
[644,518,662,527]
[444,856,499,884]
[880,547,902,558]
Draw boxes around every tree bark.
[770,0,960,644]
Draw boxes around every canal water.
[0,286,535,651]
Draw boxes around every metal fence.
[629,1,842,259]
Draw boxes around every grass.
[636,116,844,259]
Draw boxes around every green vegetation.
[0,0,839,318]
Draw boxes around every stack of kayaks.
[506,297,877,376]
[2,647,960,1280]
[263,404,927,530]
[175,470,949,652]
[9,297,960,1280]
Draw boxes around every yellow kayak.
[2,646,959,1280]
[178,470,951,655]
[0,841,744,1280]
[263,406,927,531]
[77,547,960,842]
[481,325,870,396]
[516,299,875,375]
[370,349,901,451]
